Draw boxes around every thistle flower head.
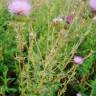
[8,0,32,16]
[73,56,84,64]
[66,14,74,24]
[52,16,64,26]
[76,92,82,96]
[92,16,96,21]
[89,0,96,11]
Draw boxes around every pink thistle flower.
[89,0,96,11]
[76,92,82,96]
[8,0,32,16]
[73,56,84,64]
[66,14,74,24]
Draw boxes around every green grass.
[0,0,96,96]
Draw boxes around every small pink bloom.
[8,0,32,16]
[76,92,82,96]
[89,0,96,11]
[73,56,84,64]
[66,14,74,24]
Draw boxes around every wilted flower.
[73,56,84,64]
[92,16,96,21]
[52,16,64,26]
[89,0,96,11]
[8,0,32,16]
[29,32,34,37]
[66,14,74,24]
[76,92,82,96]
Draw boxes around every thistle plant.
[0,0,96,96]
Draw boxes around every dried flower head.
[52,16,64,26]
[73,56,84,64]
[92,16,96,21]
[8,0,32,16]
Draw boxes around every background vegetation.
[0,0,96,96]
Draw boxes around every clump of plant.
[0,0,96,96]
